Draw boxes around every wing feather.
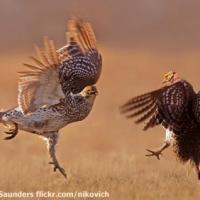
[120,98,154,113]
[57,18,98,62]
[120,82,188,130]
[18,37,64,114]
[143,115,158,130]
[18,18,100,114]
[135,104,157,123]
[125,100,156,119]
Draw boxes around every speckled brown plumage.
[0,18,101,179]
[57,19,102,95]
[121,72,200,179]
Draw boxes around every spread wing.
[56,18,102,95]
[120,81,191,130]
[18,37,65,114]
[57,18,98,62]
[18,18,101,114]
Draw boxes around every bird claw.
[4,129,18,140]
[49,161,67,179]
[145,149,162,160]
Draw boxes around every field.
[0,47,200,200]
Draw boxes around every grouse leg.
[45,132,67,179]
[145,128,172,160]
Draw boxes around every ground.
[0,48,200,199]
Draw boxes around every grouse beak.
[162,78,167,84]
[84,85,98,95]
[94,90,99,95]
[91,85,99,95]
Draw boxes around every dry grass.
[1,49,200,199]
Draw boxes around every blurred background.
[0,1,200,199]
[1,0,200,52]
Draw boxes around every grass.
[1,50,200,199]
[1,148,200,200]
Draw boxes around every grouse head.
[81,85,98,103]
[162,70,180,85]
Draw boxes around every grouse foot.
[145,149,162,160]
[4,123,18,140]
[49,161,67,178]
